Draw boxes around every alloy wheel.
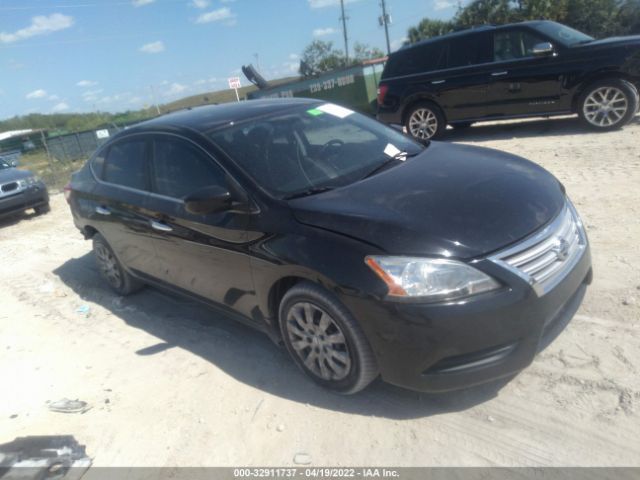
[408,108,438,140]
[285,302,352,381]
[583,87,629,127]
[95,244,123,289]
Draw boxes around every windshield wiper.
[284,186,334,200]
[361,151,420,180]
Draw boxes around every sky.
[0,0,463,119]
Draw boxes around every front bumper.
[0,182,49,218]
[341,244,592,393]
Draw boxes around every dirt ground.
[1,116,639,467]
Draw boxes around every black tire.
[451,121,474,130]
[404,101,446,142]
[577,78,638,131]
[92,233,143,296]
[279,281,378,394]
[34,203,50,215]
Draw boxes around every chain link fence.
[2,127,121,192]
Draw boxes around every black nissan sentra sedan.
[66,99,592,394]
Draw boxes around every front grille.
[1,182,18,193]
[490,202,587,296]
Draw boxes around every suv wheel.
[405,102,446,141]
[279,281,378,394]
[578,79,638,130]
[93,233,143,296]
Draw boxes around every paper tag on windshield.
[317,103,354,119]
[384,143,403,159]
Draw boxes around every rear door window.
[444,33,492,69]
[493,29,548,62]
[383,41,445,78]
[151,136,227,199]
[103,138,148,190]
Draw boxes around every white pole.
[234,88,240,102]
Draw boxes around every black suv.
[377,20,640,140]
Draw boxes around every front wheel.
[279,282,378,394]
[578,79,638,131]
[404,102,446,142]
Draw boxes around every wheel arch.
[571,72,639,112]
[400,95,446,126]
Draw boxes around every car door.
[90,135,160,278]
[486,27,567,117]
[145,134,257,320]
[427,32,494,122]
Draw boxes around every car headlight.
[365,256,501,302]
[17,176,39,188]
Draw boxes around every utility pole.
[379,0,391,55]
[339,0,349,64]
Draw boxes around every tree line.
[408,0,640,44]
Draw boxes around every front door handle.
[150,220,173,232]
[491,71,508,77]
[95,206,111,216]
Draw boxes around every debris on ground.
[47,399,91,414]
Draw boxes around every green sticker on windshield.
[307,108,324,116]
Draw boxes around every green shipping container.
[247,59,386,116]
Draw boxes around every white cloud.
[76,80,98,87]
[163,83,188,97]
[51,102,70,112]
[48,94,60,101]
[195,7,234,24]
[132,0,155,6]
[0,13,74,44]
[434,0,456,10]
[190,0,210,8]
[26,89,47,99]
[81,89,104,102]
[391,36,408,51]
[313,27,336,37]
[308,0,362,8]
[289,53,300,60]
[140,40,165,53]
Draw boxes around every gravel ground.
[1,115,639,467]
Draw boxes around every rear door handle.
[431,80,446,84]
[150,220,173,232]
[491,71,508,77]
[95,206,111,216]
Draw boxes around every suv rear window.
[382,41,445,78]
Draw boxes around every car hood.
[290,142,566,259]
[574,35,640,48]
[0,168,32,183]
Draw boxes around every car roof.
[397,20,551,52]
[129,98,321,134]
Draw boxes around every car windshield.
[533,21,594,46]
[210,104,425,198]
[209,103,425,199]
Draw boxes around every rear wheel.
[404,102,446,142]
[93,234,143,296]
[578,79,638,131]
[279,282,378,394]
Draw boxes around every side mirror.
[532,42,555,57]
[184,185,233,215]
